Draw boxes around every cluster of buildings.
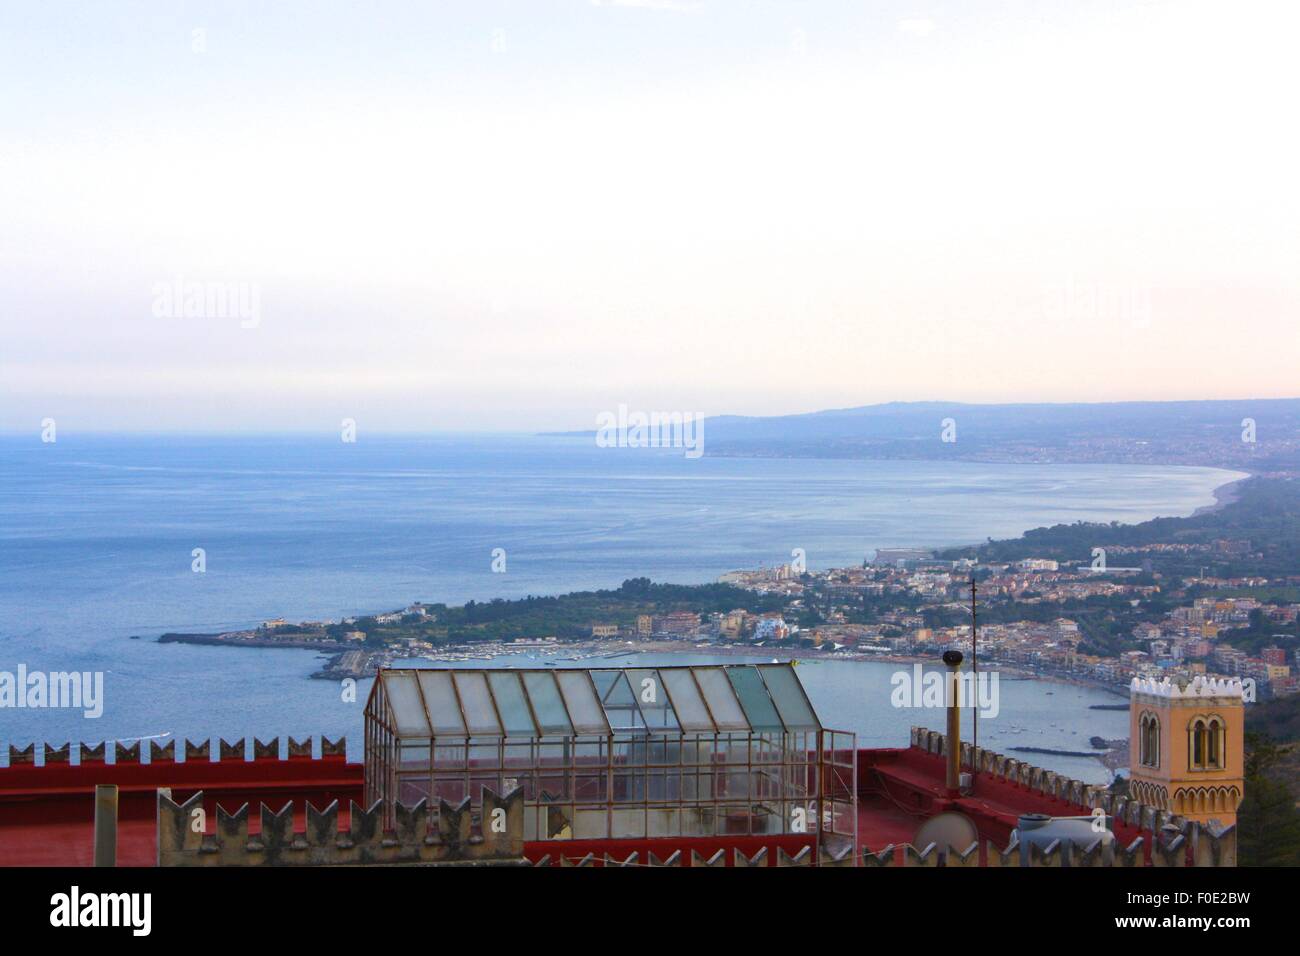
[1128,596,1298,697]
[589,609,794,642]
[717,563,806,597]
[611,611,703,639]
[238,554,1299,702]
[708,555,1299,699]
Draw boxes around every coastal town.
[160,553,1298,700]
[714,555,1298,701]
[157,477,1300,708]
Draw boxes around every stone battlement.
[911,726,1104,808]
[0,730,1240,867]
[4,735,347,767]
[158,787,526,866]
[1130,675,1245,701]
[904,727,1236,866]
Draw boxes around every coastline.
[1192,473,1252,517]
[155,630,1132,705]
[344,636,1134,698]
[153,467,1246,694]
[135,458,1246,784]
[143,461,1243,645]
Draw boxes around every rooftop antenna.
[970,576,978,790]
[942,649,964,795]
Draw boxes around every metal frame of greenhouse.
[364,663,856,855]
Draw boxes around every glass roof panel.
[381,671,431,736]
[555,671,610,735]
[415,670,468,735]
[521,671,574,736]
[691,667,748,730]
[486,671,537,737]
[658,669,714,732]
[757,664,821,731]
[691,671,754,728]
[374,664,820,740]
[626,668,679,732]
[593,670,646,732]
[726,666,784,732]
[451,671,503,735]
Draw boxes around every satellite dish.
[914,812,979,854]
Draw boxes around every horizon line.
[3,393,1299,438]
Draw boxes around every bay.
[0,432,1235,781]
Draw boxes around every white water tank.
[1014,813,1114,866]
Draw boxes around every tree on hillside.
[1237,733,1300,867]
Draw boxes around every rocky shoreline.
[159,632,348,652]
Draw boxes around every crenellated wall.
[890,727,1237,867]
[157,786,528,866]
[0,736,363,866]
[1,731,1239,867]
[910,726,1108,809]
[530,845,848,867]
[5,734,347,767]
[154,788,856,867]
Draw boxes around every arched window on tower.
[1206,716,1223,769]
[1189,715,1225,770]
[1139,712,1160,768]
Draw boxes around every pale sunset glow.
[1,0,1296,430]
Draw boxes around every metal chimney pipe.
[942,650,964,794]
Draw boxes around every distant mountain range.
[548,398,1300,470]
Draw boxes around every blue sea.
[0,433,1240,782]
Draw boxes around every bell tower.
[1128,676,1244,825]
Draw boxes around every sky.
[1,0,1297,432]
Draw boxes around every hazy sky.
[2,1,1297,432]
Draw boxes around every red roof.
[0,741,1135,866]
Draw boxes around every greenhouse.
[363,663,857,847]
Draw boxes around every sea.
[0,433,1244,783]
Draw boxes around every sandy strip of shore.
[1192,474,1251,517]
